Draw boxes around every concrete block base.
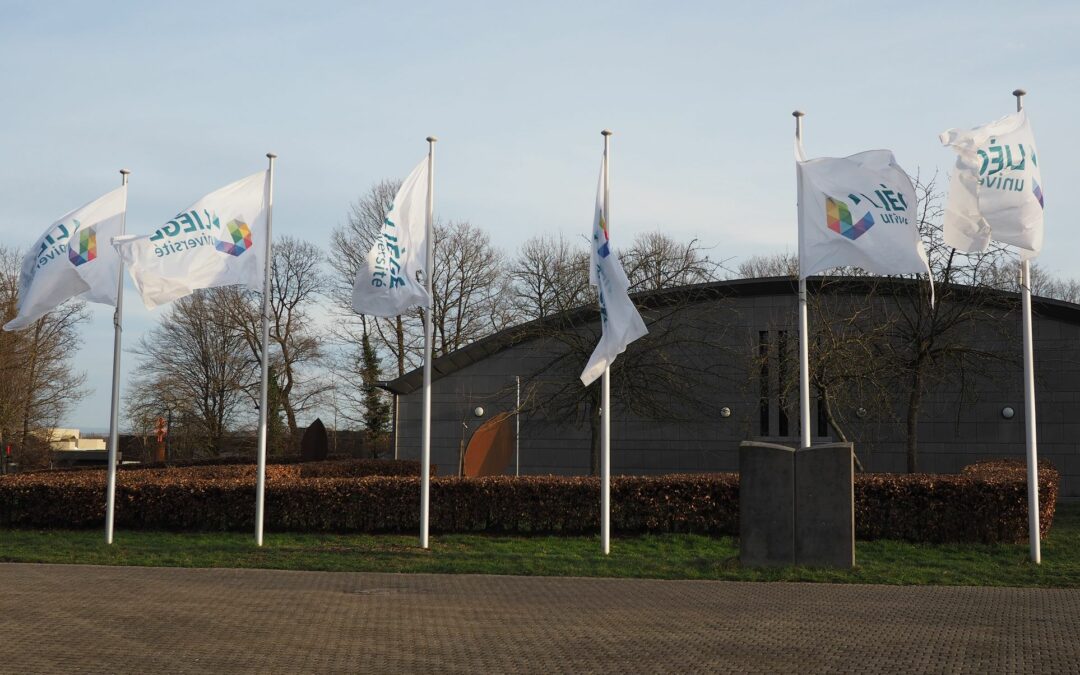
[739,441,855,569]
[795,442,854,569]
[739,441,796,567]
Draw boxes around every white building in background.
[40,428,109,467]
[45,428,106,451]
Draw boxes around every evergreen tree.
[359,328,391,457]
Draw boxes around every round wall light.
[1001,406,1015,420]
[473,406,485,418]
[856,407,868,419]
[719,406,732,418]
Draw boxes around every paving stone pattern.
[2,563,1079,674]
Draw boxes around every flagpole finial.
[426,136,438,143]
[266,152,278,159]
[601,129,613,136]
[1012,89,1026,113]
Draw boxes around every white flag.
[580,165,648,386]
[939,109,1044,258]
[4,186,127,331]
[116,171,268,309]
[351,158,432,317]
[797,141,931,280]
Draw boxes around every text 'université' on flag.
[351,157,431,317]
[579,161,647,387]
[939,109,1044,258]
[3,186,128,331]
[114,171,269,310]
[796,140,932,286]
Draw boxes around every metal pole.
[105,168,130,545]
[515,375,521,477]
[1013,89,1041,564]
[601,129,613,555]
[255,153,276,547]
[794,110,811,449]
[420,136,437,549]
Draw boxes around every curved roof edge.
[380,276,1080,395]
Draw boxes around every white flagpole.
[104,168,130,545]
[420,136,437,549]
[255,152,276,547]
[601,128,613,555]
[794,110,811,449]
[1014,89,1041,564]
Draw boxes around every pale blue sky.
[1,0,1077,430]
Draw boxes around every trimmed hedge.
[0,470,738,535]
[856,460,1058,544]
[0,460,1058,544]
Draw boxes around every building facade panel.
[390,280,1080,498]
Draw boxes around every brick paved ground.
[1,563,1078,674]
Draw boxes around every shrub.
[0,460,1058,543]
[855,460,1058,544]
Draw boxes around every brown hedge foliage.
[854,460,1058,544]
[0,471,739,535]
[0,460,1058,543]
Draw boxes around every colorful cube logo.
[68,224,97,267]
[826,197,874,240]
[216,219,253,256]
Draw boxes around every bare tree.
[983,258,1080,304]
[745,275,895,470]
[884,173,1016,472]
[329,180,413,377]
[509,233,591,321]
[738,174,1018,472]
[427,220,517,355]
[221,236,329,450]
[519,231,732,474]
[0,244,89,469]
[331,178,515,387]
[623,230,725,292]
[129,289,254,457]
[0,245,24,447]
[734,252,799,279]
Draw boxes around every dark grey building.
[382,278,1080,499]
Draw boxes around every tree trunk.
[820,387,864,472]
[19,320,43,451]
[284,403,298,452]
[906,365,925,473]
[395,316,405,377]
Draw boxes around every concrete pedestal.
[739,441,855,569]
[739,441,796,567]
[795,442,854,569]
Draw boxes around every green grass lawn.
[2,504,1077,588]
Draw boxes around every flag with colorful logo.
[939,109,1044,258]
[351,157,432,317]
[580,163,647,386]
[4,186,127,331]
[115,171,268,310]
[796,141,931,280]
